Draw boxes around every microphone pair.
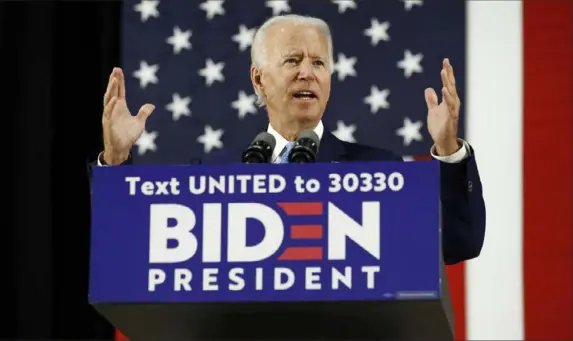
[241,130,320,164]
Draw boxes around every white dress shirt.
[97,120,469,165]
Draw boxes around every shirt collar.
[267,120,324,163]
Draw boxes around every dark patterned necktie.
[278,142,295,164]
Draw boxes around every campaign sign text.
[89,161,441,303]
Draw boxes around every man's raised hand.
[101,68,155,165]
[425,58,461,156]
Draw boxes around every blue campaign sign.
[89,161,441,303]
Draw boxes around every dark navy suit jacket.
[92,130,486,265]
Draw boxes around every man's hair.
[250,14,335,107]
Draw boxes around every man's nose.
[297,60,316,80]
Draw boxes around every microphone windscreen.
[297,130,320,145]
[252,132,276,149]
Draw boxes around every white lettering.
[229,268,245,291]
[305,267,321,290]
[174,268,192,291]
[202,203,222,263]
[203,268,219,291]
[332,266,352,289]
[149,204,198,263]
[328,172,404,193]
[327,201,381,260]
[362,266,380,289]
[342,173,359,192]
[125,176,141,195]
[274,267,295,290]
[188,174,286,195]
[125,176,180,195]
[293,176,321,193]
[255,268,263,290]
[147,266,378,292]
[227,203,284,262]
[388,172,405,191]
[148,269,166,292]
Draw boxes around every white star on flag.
[166,93,191,121]
[266,0,290,16]
[332,0,357,14]
[133,61,159,88]
[232,91,257,119]
[396,117,423,146]
[397,49,423,78]
[232,25,256,51]
[332,120,356,143]
[199,59,225,86]
[364,85,390,114]
[197,125,224,153]
[199,0,225,20]
[333,53,357,81]
[135,130,158,155]
[134,0,159,22]
[166,26,191,54]
[402,0,423,11]
[364,18,390,46]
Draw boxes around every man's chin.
[290,107,322,122]
[291,98,319,109]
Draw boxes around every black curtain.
[2,1,120,339]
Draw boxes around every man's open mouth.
[293,91,317,100]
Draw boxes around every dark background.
[3,2,120,340]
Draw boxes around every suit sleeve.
[437,145,486,264]
[85,151,133,193]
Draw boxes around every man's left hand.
[425,58,461,156]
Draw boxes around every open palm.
[425,59,460,154]
[102,68,155,164]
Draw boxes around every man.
[96,14,485,266]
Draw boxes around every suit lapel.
[316,131,348,163]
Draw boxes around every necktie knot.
[278,142,295,164]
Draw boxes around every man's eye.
[285,58,297,64]
[314,60,324,66]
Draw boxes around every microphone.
[242,132,276,163]
[288,130,320,163]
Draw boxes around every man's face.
[252,21,331,126]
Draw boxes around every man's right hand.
[101,67,155,165]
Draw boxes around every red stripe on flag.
[446,264,466,340]
[523,1,573,340]
[115,329,128,340]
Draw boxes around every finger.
[440,63,458,100]
[442,87,459,117]
[110,78,119,103]
[103,68,118,103]
[444,58,456,86]
[117,68,126,99]
[136,103,155,122]
[103,74,119,107]
[424,88,439,109]
[103,78,114,107]
[103,96,118,120]
[440,68,449,89]
[444,59,458,97]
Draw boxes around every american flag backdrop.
[116,0,572,340]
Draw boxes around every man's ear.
[250,65,264,96]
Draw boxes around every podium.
[89,160,454,341]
